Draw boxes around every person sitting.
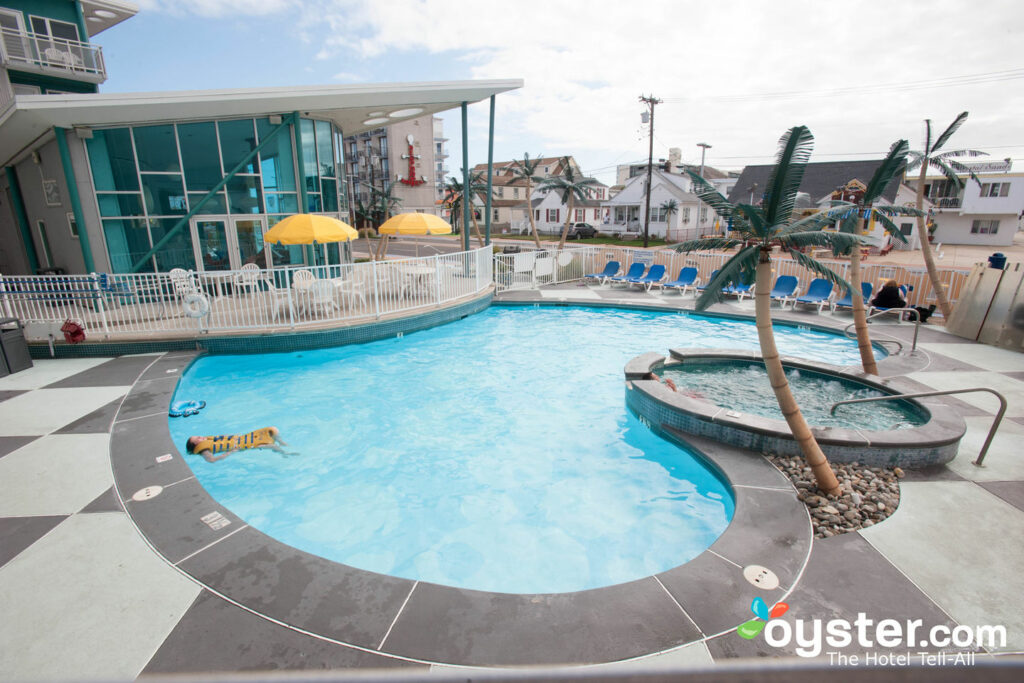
[643,371,677,391]
[871,279,906,310]
[185,426,292,462]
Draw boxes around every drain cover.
[132,485,163,501]
[743,564,780,590]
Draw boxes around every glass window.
[87,129,139,192]
[30,16,79,41]
[218,119,258,173]
[306,193,322,212]
[178,122,222,191]
[141,174,187,215]
[188,192,227,214]
[266,215,304,267]
[133,125,180,173]
[315,120,334,178]
[300,119,317,193]
[97,193,144,217]
[265,193,298,214]
[226,176,263,214]
[102,218,152,273]
[148,218,197,272]
[320,179,337,212]
[379,136,388,157]
[256,118,296,192]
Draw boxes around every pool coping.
[110,350,814,667]
[625,349,967,469]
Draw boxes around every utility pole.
[696,142,711,238]
[639,94,661,248]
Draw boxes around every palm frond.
[905,150,924,172]
[779,204,854,235]
[787,248,851,292]
[928,157,969,190]
[693,245,761,311]
[733,203,767,238]
[782,230,865,257]
[870,209,908,244]
[934,149,987,160]
[685,171,735,217]
[873,205,923,218]
[931,112,969,153]
[942,157,985,187]
[762,126,814,225]
[863,140,909,204]
[837,212,860,236]
[673,237,741,252]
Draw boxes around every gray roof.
[727,159,903,205]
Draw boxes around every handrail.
[830,388,1007,466]
[843,307,921,353]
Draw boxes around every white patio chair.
[233,263,265,296]
[306,280,339,318]
[263,279,292,322]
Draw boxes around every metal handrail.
[843,307,921,353]
[830,388,1008,466]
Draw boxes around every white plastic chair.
[306,280,339,318]
[233,263,265,296]
[263,279,291,322]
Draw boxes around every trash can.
[988,252,1007,269]
[0,318,33,375]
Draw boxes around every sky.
[97,0,1024,186]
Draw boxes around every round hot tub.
[625,349,966,469]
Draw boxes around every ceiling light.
[388,108,423,118]
[362,118,389,126]
[93,9,117,19]
[368,111,384,117]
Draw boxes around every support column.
[292,112,312,264]
[55,128,94,273]
[461,101,470,252]
[4,166,40,273]
[484,95,495,246]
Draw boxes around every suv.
[566,222,597,239]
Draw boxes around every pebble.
[766,453,901,539]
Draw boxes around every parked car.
[567,222,597,239]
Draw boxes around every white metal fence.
[0,27,106,81]
[1,248,492,342]
[493,244,972,310]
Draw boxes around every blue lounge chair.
[725,281,754,301]
[608,262,646,286]
[869,285,911,317]
[695,269,721,292]
[832,281,873,312]
[659,267,699,295]
[793,278,834,312]
[768,275,799,307]
[629,264,667,291]
[585,260,620,284]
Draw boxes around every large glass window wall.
[85,116,347,272]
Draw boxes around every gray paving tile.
[109,413,194,496]
[979,481,1024,514]
[916,351,985,372]
[706,532,959,660]
[79,486,123,514]
[113,379,177,422]
[1005,371,1024,381]
[144,590,423,674]
[136,352,200,383]
[43,355,156,388]
[663,429,791,489]
[0,435,36,458]
[54,398,122,434]
[897,464,965,482]
[381,577,700,666]
[0,390,26,402]
[178,527,415,651]
[0,515,66,568]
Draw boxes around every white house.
[601,169,705,240]
[529,183,607,235]
[906,169,1024,247]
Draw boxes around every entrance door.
[232,217,267,268]
[190,216,268,271]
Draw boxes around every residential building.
[529,180,608,235]
[905,165,1023,247]
[344,114,443,219]
[602,168,703,240]
[0,1,519,276]
[616,148,737,197]
[432,116,447,204]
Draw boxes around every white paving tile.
[0,513,200,681]
[909,371,1024,417]
[539,288,603,300]
[586,641,714,671]
[0,434,114,516]
[945,416,1024,482]
[861,481,1024,651]
[0,386,128,436]
[0,357,112,390]
[918,343,1024,372]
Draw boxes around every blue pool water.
[170,306,870,594]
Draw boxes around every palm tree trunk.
[557,195,574,250]
[850,218,878,374]
[755,254,841,496]
[914,163,953,319]
[470,208,485,248]
[527,178,541,248]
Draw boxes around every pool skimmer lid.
[132,485,163,501]
[743,564,780,590]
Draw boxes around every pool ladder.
[842,307,923,355]
[830,388,1008,466]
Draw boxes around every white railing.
[0,27,106,82]
[0,248,492,342]
[493,244,971,311]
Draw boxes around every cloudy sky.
[103,0,1024,185]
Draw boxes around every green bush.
[491,245,504,254]
[358,227,378,238]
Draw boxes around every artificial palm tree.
[353,196,377,260]
[834,140,920,375]
[445,173,487,247]
[660,199,679,241]
[906,112,986,320]
[679,126,864,496]
[537,157,601,250]
[372,182,403,259]
[510,153,545,247]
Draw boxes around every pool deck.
[1,281,1023,678]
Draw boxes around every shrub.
[358,227,378,238]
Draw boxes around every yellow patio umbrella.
[262,214,358,245]
[376,212,452,257]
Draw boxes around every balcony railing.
[932,197,962,209]
[0,28,106,84]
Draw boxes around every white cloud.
[135,0,296,18]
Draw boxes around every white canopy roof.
[0,79,522,166]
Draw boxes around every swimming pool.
[169,305,869,594]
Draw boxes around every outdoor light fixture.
[389,108,424,118]
[93,9,117,19]
[268,114,282,125]
[362,118,389,126]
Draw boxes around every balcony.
[0,28,106,84]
